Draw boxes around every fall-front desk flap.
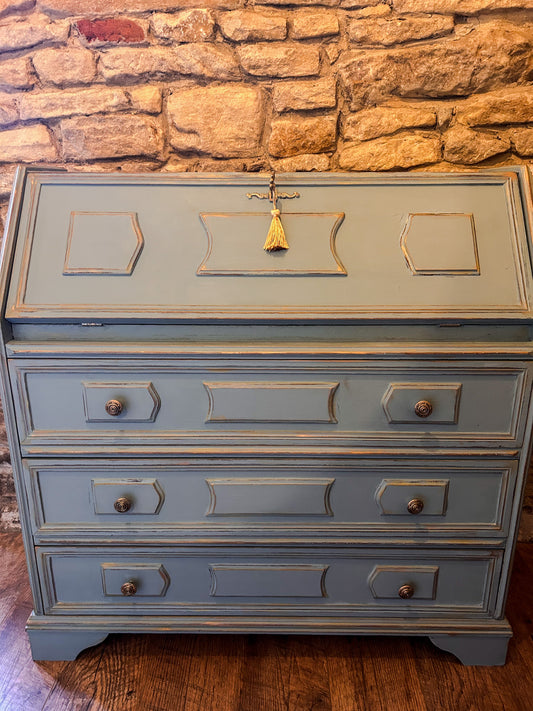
[4,168,533,322]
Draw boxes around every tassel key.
[263,208,289,252]
[246,172,299,252]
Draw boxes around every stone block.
[70,159,161,173]
[0,0,34,18]
[127,86,162,114]
[0,56,33,89]
[32,47,96,86]
[272,77,336,112]
[340,0,382,6]
[268,114,337,157]
[61,114,164,160]
[291,11,339,39]
[151,10,215,42]
[456,87,533,126]
[348,14,454,46]
[0,124,57,162]
[392,0,533,14]
[168,84,264,158]
[100,45,239,82]
[272,153,330,171]
[192,157,258,172]
[340,21,533,109]
[100,47,178,81]
[255,0,339,5]
[0,91,18,126]
[174,43,240,80]
[37,0,239,15]
[443,124,511,164]
[0,12,68,52]
[19,87,130,120]
[219,10,287,42]
[76,18,146,45]
[349,4,391,17]
[339,133,441,170]
[512,128,533,157]
[324,44,341,63]
[238,43,320,77]
[344,105,437,142]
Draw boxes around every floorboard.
[1,532,533,711]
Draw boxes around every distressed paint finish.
[4,171,533,322]
[23,458,516,540]
[8,359,531,450]
[35,547,500,614]
[1,167,533,664]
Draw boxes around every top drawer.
[5,170,533,323]
[9,357,532,452]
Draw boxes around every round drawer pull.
[398,584,415,600]
[114,497,132,513]
[407,498,424,515]
[105,399,123,416]
[121,581,137,597]
[414,400,432,418]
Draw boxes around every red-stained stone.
[77,18,145,44]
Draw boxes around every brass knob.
[114,497,132,513]
[105,399,123,416]
[407,498,424,515]
[121,581,137,597]
[414,400,432,418]
[398,584,415,599]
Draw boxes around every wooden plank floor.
[1,532,532,711]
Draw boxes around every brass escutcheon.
[121,581,137,597]
[414,400,432,418]
[398,584,415,599]
[114,497,132,513]
[105,399,123,416]
[407,498,424,515]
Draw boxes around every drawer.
[36,546,501,616]
[10,358,531,450]
[6,171,533,323]
[25,458,517,541]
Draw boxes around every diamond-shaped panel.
[101,563,170,597]
[82,382,160,423]
[92,478,164,515]
[63,211,144,275]
[368,565,439,599]
[400,212,479,275]
[381,383,462,425]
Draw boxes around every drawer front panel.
[36,547,500,616]
[10,359,530,449]
[7,172,533,322]
[204,381,338,423]
[25,458,516,540]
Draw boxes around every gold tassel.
[263,208,289,252]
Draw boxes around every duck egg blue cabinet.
[1,167,533,664]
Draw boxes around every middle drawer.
[25,458,517,542]
[9,358,531,451]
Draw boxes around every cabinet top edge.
[15,165,527,187]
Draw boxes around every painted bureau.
[1,167,533,664]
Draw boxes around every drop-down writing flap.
[5,168,533,322]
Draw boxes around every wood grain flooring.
[1,532,532,711]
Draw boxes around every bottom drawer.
[37,547,501,617]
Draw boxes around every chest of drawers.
[1,167,533,664]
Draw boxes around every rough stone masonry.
[0,0,532,535]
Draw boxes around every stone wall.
[0,0,533,535]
